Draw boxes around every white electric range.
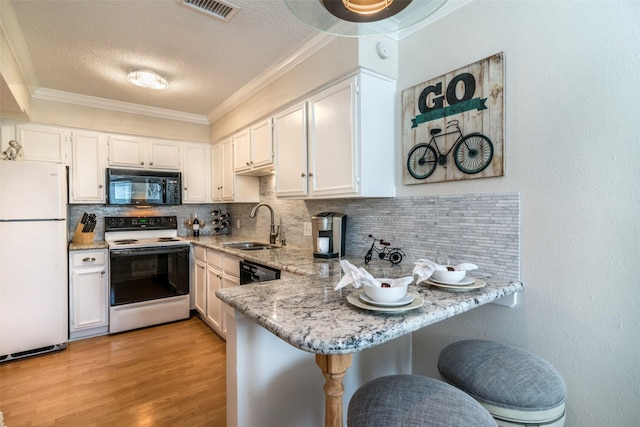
[105,216,190,334]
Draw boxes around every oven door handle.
[110,246,190,257]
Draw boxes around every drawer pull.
[82,257,96,262]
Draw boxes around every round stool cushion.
[438,340,566,424]
[348,375,497,427]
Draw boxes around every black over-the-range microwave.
[106,168,182,206]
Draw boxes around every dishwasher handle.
[240,261,281,285]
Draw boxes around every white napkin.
[334,260,414,290]
[412,259,478,284]
[335,260,381,290]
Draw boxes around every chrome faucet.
[249,203,280,245]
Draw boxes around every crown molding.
[32,88,209,125]
[9,0,467,126]
[206,31,336,123]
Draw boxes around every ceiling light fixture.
[284,0,447,37]
[127,70,169,90]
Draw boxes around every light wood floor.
[0,316,226,426]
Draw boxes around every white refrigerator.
[0,160,68,361]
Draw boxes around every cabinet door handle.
[101,271,105,275]
[140,161,144,165]
[246,162,250,166]
[98,184,103,189]
[301,173,306,178]
[82,257,96,262]
[308,173,314,177]
[150,161,153,166]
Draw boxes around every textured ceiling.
[8,0,317,118]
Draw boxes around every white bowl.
[363,279,408,303]
[431,268,466,283]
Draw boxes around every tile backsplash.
[228,176,520,280]
[69,175,520,280]
[68,204,230,241]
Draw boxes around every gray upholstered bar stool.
[438,340,566,427]
[347,375,498,426]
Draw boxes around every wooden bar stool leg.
[315,354,352,427]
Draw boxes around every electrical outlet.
[303,222,312,237]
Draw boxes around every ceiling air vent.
[180,0,239,22]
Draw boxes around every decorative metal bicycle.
[406,120,494,179]
[364,235,405,265]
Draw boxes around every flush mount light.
[323,0,411,22]
[284,0,447,36]
[127,70,169,90]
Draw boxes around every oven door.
[109,245,190,306]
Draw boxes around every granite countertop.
[72,235,522,354]
[200,236,523,355]
[187,235,322,275]
[68,240,109,251]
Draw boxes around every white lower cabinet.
[69,249,109,340]
[193,246,240,338]
[194,254,207,315]
[205,261,223,332]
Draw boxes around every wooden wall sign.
[402,52,504,185]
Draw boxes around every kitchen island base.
[226,310,411,427]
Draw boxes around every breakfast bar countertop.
[214,251,523,355]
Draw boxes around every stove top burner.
[105,216,189,250]
[114,239,138,245]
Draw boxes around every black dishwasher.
[239,260,281,285]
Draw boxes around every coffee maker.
[312,212,347,258]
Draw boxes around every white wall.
[401,1,640,426]
[209,34,400,143]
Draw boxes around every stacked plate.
[347,289,424,312]
[426,276,486,291]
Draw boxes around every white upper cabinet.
[274,102,308,197]
[211,142,224,202]
[148,139,181,170]
[70,131,106,204]
[276,70,396,199]
[232,128,251,173]
[234,118,274,176]
[181,142,210,203]
[212,137,259,203]
[15,124,70,164]
[107,135,180,170]
[249,118,274,172]
[308,76,358,197]
[107,134,146,168]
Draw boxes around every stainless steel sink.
[222,241,279,250]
